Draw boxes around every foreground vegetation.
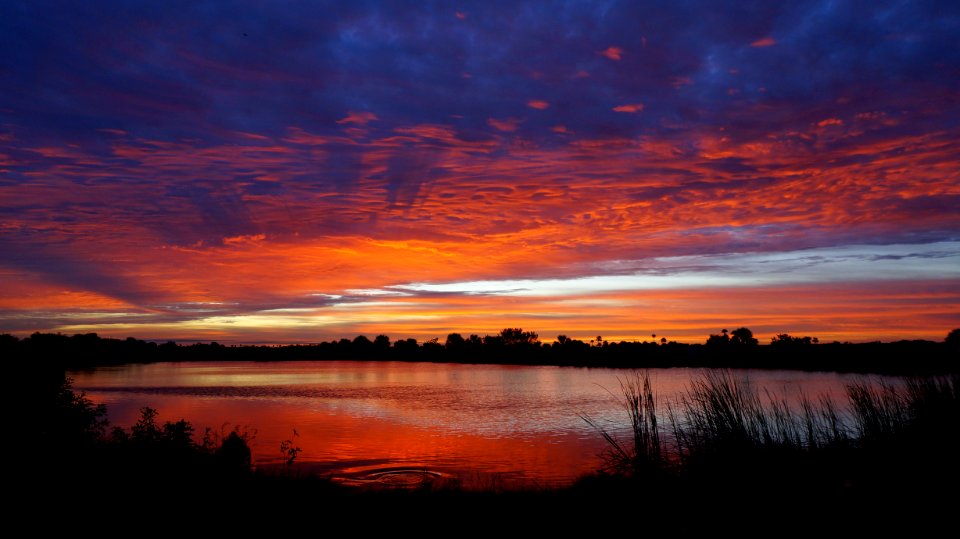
[24,356,958,532]
[583,371,959,484]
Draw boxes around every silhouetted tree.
[218,429,253,472]
[131,406,163,445]
[499,328,539,346]
[483,334,504,347]
[445,333,466,350]
[393,338,419,357]
[730,327,758,347]
[45,374,108,446]
[347,335,371,358]
[946,328,960,351]
[771,334,817,347]
[373,334,391,351]
[706,330,730,347]
[422,338,443,356]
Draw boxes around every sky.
[2,1,959,344]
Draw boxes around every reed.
[580,371,662,477]
[588,370,958,482]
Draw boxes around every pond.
[69,361,880,487]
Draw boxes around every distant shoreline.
[8,330,958,375]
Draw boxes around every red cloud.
[817,118,844,127]
[599,46,623,60]
[613,103,644,113]
[527,100,550,110]
[7,109,959,343]
[751,37,776,47]
[223,233,266,245]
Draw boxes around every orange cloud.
[599,46,623,60]
[751,37,776,47]
[223,233,266,245]
[817,118,844,127]
[5,116,959,343]
[527,100,550,110]
[613,103,644,113]
[45,279,959,345]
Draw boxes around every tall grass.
[674,371,853,456]
[580,371,662,477]
[587,370,958,480]
[848,374,960,447]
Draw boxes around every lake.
[68,361,881,487]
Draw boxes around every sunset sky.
[2,1,958,344]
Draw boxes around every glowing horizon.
[2,2,958,345]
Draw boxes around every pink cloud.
[527,100,550,110]
[235,131,269,140]
[599,46,623,61]
[751,37,776,47]
[817,118,844,127]
[487,117,521,132]
[613,103,645,113]
[283,127,329,146]
[337,111,379,125]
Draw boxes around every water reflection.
[69,361,880,486]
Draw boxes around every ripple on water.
[334,466,448,488]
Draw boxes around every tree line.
[5,327,958,374]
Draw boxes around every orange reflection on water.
[70,361,883,487]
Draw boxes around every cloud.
[487,117,521,132]
[1,1,959,342]
[750,37,777,47]
[337,111,379,125]
[599,46,623,60]
[613,104,644,113]
[223,233,266,245]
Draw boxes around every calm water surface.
[68,361,881,487]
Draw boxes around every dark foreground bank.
[20,363,959,534]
